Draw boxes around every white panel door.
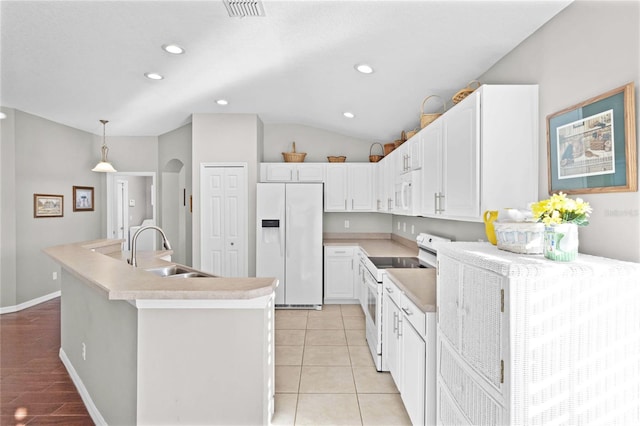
[201,165,247,277]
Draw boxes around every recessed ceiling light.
[216,99,229,106]
[144,72,164,80]
[343,112,355,119]
[355,64,374,74]
[162,44,185,55]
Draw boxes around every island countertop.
[44,239,277,301]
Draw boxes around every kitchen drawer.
[382,275,402,306]
[325,246,355,257]
[401,293,425,337]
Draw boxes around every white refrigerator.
[256,183,323,307]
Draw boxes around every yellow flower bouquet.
[530,192,592,226]
[531,192,592,261]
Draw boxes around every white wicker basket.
[493,222,544,254]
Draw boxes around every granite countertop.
[44,239,277,301]
[324,238,417,257]
[386,269,437,313]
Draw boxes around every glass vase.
[543,223,579,261]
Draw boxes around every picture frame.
[73,186,94,212]
[546,82,637,195]
[34,194,64,218]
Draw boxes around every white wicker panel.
[439,383,471,426]
[439,341,502,425]
[511,270,640,425]
[438,255,460,350]
[461,264,503,390]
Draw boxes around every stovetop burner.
[367,256,426,269]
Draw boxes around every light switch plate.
[129,199,136,207]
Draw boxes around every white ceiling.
[1,0,571,141]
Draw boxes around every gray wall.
[2,110,104,307]
[1,108,17,307]
[263,123,373,163]
[0,109,160,309]
[158,123,193,266]
[392,215,485,244]
[477,0,640,262]
[191,113,262,276]
[324,212,392,234]
[61,270,137,425]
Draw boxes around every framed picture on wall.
[546,82,637,195]
[73,186,94,211]
[34,194,64,218]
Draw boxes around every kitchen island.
[44,239,277,426]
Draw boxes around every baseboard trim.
[0,291,61,314]
[59,348,107,426]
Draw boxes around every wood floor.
[1,298,93,425]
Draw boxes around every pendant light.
[92,119,117,172]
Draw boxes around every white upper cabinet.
[421,85,538,221]
[260,163,325,182]
[375,156,395,213]
[441,92,481,218]
[325,164,375,212]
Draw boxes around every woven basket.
[369,143,384,163]
[327,156,346,162]
[393,139,404,148]
[383,143,395,156]
[494,221,545,254]
[452,80,481,104]
[420,95,446,128]
[405,129,418,140]
[282,142,306,163]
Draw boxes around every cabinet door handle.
[297,169,300,181]
[401,307,413,316]
[344,199,347,210]
[351,199,354,210]
[393,311,398,333]
[385,286,393,293]
[351,259,354,270]
[397,316,403,337]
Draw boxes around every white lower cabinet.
[383,275,437,425]
[436,242,640,425]
[382,281,402,385]
[323,246,357,303]
[402,317,426,425]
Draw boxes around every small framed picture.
[73,186,94,212]
[34,194,64,218]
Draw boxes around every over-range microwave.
[394,170,421,216]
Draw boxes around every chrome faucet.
[128,225,172,267]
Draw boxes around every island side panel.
[60,269,138,425]
[136,299,274,425]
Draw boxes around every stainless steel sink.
[144,265,216,278]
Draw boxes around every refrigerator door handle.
[285,204,291,258]
[279,208,285,257]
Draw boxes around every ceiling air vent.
[223,0,265,17]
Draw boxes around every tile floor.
[272,304,411,426]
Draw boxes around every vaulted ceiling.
[1,0,571,141]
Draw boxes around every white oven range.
[360,233,450,371]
